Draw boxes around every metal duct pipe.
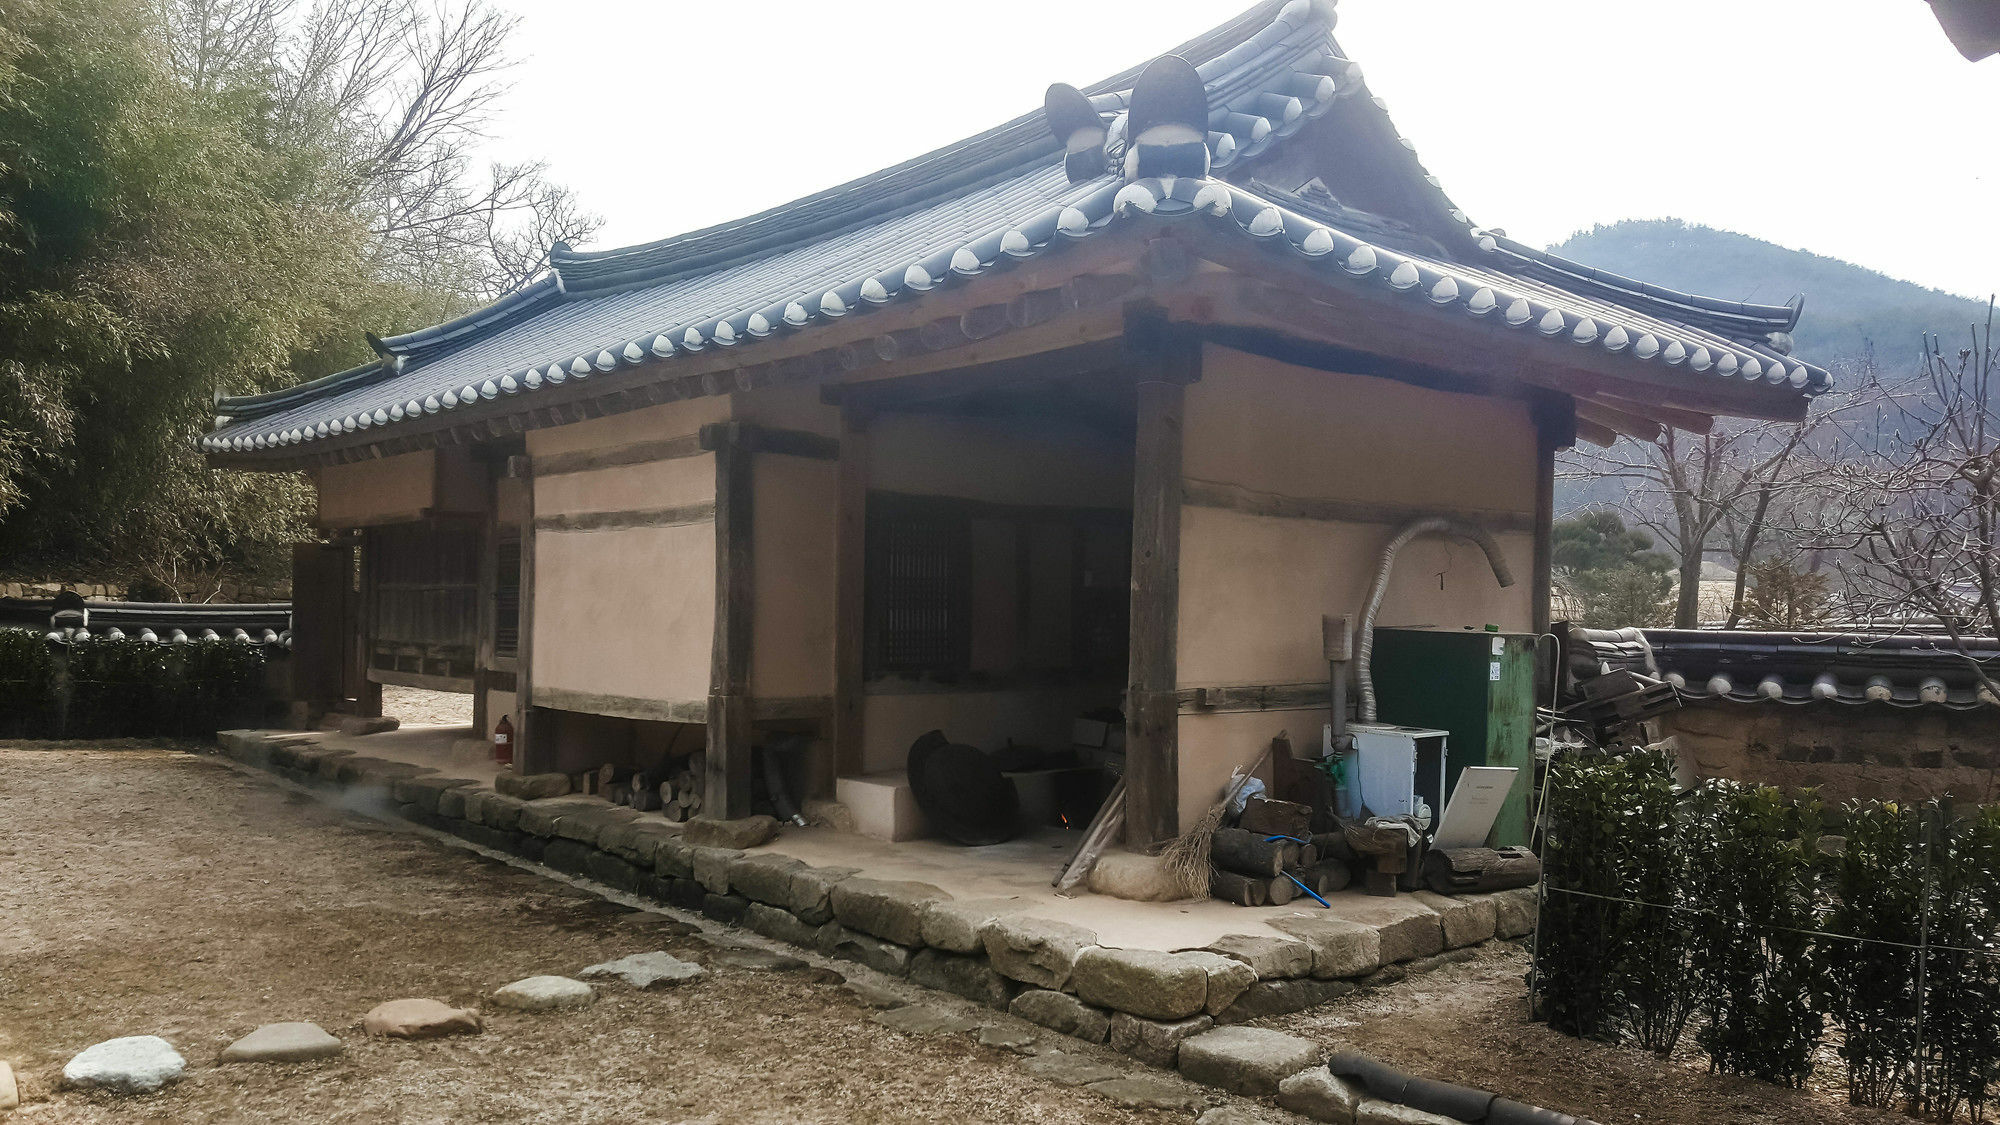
[1356,517,1517,722]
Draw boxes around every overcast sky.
[474,0,1998,301]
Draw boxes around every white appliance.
[1349,722,1449,823]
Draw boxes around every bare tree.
[1809,300,2000,697]
[1564,420,1814,628]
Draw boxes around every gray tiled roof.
[1570,626,2000,711]
[204,0,1830,458]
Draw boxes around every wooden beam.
[532,686,708,724]
[1125,362,1190,848]
[1178,682,1332,714]
[1181,479,1536,533]
[707,428,755,819]
[515,454,547,774]
[533,501,716,533]
[832,408,869,791]
[698,421,839,461]
[1575,399,1664,443]
[1530,392,1573,635]
[822,338,1130,411]
[531,433,706,476]
[749,696,834,722]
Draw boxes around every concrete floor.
[288,723,1439,953]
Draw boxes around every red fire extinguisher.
[493,714,514,766]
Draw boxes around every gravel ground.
[379,686,475,729]
[0,747,1225,1124]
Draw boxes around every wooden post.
[706,423,756,819]
[1529,392,1576,634]
[831,407,871,794]
[1124,311,1197,848]
[512,453,548,774]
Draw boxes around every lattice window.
[494,535,521,659]
[866,514,970,678]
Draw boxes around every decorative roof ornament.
[1122,55,1211,181]
[1043,83,1109,184]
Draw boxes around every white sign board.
[1432,766,1520,850]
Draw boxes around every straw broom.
[1159,746,1273,900]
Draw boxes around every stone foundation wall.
[1661,700,2000,805]
[216,729,1536,1068]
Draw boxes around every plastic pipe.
[1355,517,1517,722]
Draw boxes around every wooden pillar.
[1529,392,1576,635]
[1124,312,1198,848]
[831,407,871,793]
[353,530,382,718]
[705,422,755,819]
[512,453,550,774]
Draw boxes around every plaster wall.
[316,450,436,527]
[749,453,838,700]
[867,413,1132,509]
[525,396,729,714]
[1173,346,1539,824]
[1661,700,2000,805]
[532,523,715,705]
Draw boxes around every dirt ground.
[0,747,1217,1124]
[0,746,1914,1125]
[1259,944,1907,1125]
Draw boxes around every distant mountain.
[1548,219,1990,370]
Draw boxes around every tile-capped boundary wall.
[215,730,1537,1066]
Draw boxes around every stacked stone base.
[217,730,1537,1074]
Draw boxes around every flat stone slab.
[0,1059,15,1110]
[1179,1026,1323,1096]
[363,999,484,1039]
[1073,947,1209,1020]
[1087,1075,1205,1111]
[682,815,779,850]
[1010,989,1111,1043]
[920,896,1026,953]
[496,771,571,800]
[708,947,808,972]
[580,951,705,988]
[492,975,597,1012]
[219,1022,344,1063]
[1269,916,1383,979]
[976,1024,1040,1053]
[1201,933,1314,980]
[832,877,952,947]
[63,1036,186,1093]
[1279,1069,1363,1123]
[870,1005,978,1037]
[843,980,907,1009]
[1357,1100,1459,1124]
[1020,1050,1126,1087]
[982,915,1097,990]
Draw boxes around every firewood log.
[1210,868,1269,907]
[1238,797,1313,839]
[1420,846,1542,895]
[1211,827,1299,877]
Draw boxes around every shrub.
[0,632,268,739]
[1824,801,1925,1107]
[0,628,57,736]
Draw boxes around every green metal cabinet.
[1370,628,1536,847]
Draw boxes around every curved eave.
[215,357,396,424]
[1481,233,1803,341]
[203,169,1828,461]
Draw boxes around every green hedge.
[0,629,270,738]
[1536,750,2000,1118]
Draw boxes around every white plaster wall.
[316,450,436,526]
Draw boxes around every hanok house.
[203,0,1831,848]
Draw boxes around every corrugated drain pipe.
[1355,517,1517,722]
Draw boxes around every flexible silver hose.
[1355,517,1517,721]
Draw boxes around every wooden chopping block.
[1239,797,1314,839]
[1212,827,1301,877]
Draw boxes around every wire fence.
[1531,747,2000,1121]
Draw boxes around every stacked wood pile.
[578,752,706,820]
[1208,797,1353,907]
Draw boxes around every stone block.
[1177,950,1259,1015]
[448,820,518,853]
[702,893,750,925]
[653,837,695,880]
[491,976,595,1012]
[362,999,482,1039]
[542,839,595,876]
[513,834,546,862]
[496,771,571,799]
[744,902,833,948]
[554,804,642,847]
[909,948,1017,1008]
[476,792,528,831]
[1109,1011,1213,1068]
[585,849,644,892]
[729,853,807,907]
[920,897,1025,954]
[682,815,779,849]
[1411,892,1497,949]
[1201,933,1314,980]
[219,1022,344,1063]
[1356,1100,1458,1124]
[1178,1026,1323,1096]
[1376,912,1445,964]
[1073,947,1209,1020]
[390,775,478,813]
[820,926,913,976]
[518,796,605,838]
[435,786,472,819]
[1279,1070,1362,1124]
[1020,1050,1124,1086]
[1085,1075,1204,1111]
[63,1036,186,1093]
[786,864,859,925]
[981,915,1097,990]
[598,819,682,864]
[667,877,707,912]
[832,877,952,947]
[1491,888,1537,939]
[311,749,357,781]
[690,846,744,895]
[1216,978,1355,1024]
[1009,988,1111,1043]
[1270,916,1382,979]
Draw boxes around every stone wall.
[215,728,1536,1071]
[1661,700,2000,805]
[0,581,290,602]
